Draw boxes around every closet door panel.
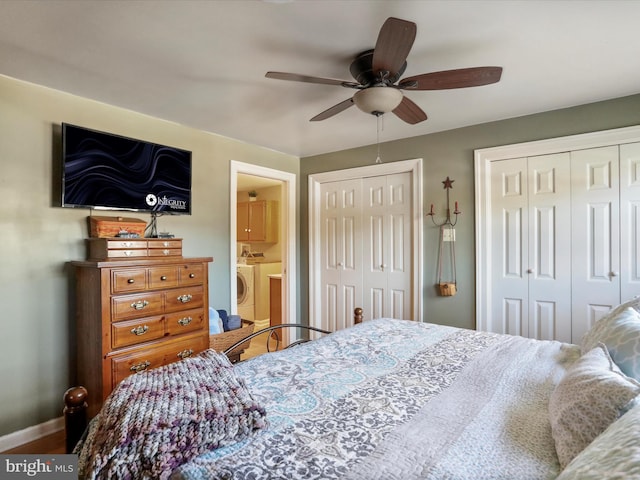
[363,173,412,320]
[363,176,388,319]
[532,300,557,340]
[571,146,620,340]
[324,283,338,333]
[620,142,640,302]
[503,298,524,337]
[490,158,529,335]
[320,179,362,331]
[527,153,571,342]
[386,174,411,319]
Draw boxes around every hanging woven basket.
[438,282,457,296]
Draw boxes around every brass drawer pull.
[130,300,149,310]
[189,273,196,278]
[177,294,192,303]
[160,275,167,281]
[127,278,135,284]
[177,349,193,359]
[177,316,193,326]
[163,249,170,255]
[130,361,150,373]
[163,241,170,247]
[123,250,133,257]
[130,325,149,336]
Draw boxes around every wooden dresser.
[71,238,213,417]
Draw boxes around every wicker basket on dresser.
[71,238,213,418]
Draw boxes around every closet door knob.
[527,269,534,274]
[610,271,619,277]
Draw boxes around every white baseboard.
[0,417,64,452]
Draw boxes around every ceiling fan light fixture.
[353,87,403,115]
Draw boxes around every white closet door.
[571,146,620,341]
[320,179,362,332]
[489,154,571,341]
[527,153,572,342]
[362,173,412,319]
[620,142,640,302]
[490,157,529,336]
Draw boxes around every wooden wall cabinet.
[237,200,279,243]
[71,238,213,417]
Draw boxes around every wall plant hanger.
[428,177,460,296]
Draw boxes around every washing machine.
[236,264,255,320]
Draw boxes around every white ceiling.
[1,0,640,158]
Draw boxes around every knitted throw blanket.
[76,349,267,480]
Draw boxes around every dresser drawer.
[165,308,206,336]
[87,238,148,259]
[164,285,204,312]
[148,266,179,289]
[112,292,164,321]
[147,248,182,257]
[179,263,205,286]
[111,268,148,293]
[148,239,182,250]
[104,239,148,249]
[110,335,209,387]
[111,315,166,349]
[106,249,149,259]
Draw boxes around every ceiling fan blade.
[310,98,355,121]
[399,66,503,90]
[393,96,428,124]
[266,71,359,88]
[372,17,417,78]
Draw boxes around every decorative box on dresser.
[71,238,213,418]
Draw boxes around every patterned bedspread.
[173,319,580,480]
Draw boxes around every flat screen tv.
[61,123,192,215]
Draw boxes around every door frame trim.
[308,158,424,327]
[474,124,640,333]
[230,161,297,342]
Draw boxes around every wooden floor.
[241,331,281,360]
[2,429,65,454]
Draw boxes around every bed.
[66,300,640,480]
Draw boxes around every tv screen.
[61,123,192,215]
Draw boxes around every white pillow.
[549,343,640,469]
[581,296,640,352]
[587,307,640,382]
[556,398,640,479]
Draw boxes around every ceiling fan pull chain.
[375,114,383,164]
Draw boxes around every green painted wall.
[2,69,640,439]
[0,75,298,437]
[300,94,640,330]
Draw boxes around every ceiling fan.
[265,17,502,124]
